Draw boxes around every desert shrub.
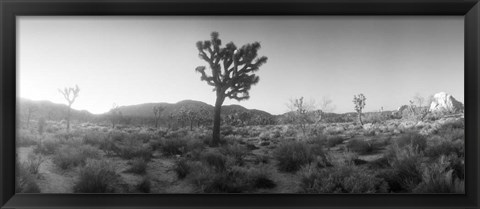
[24,153,44,175]
[367,157,390,169]
[201,151,227,171]
[136,177,151,193]
[346,139,382,155]
[299,164,388,193]
[160,137,188,157]
[191,165,275,193]
[396,132,427,152]
[125,158,148,175]
[174,158,191,179]
[82,131,108,147]
[248,167,277,189]
[274,141,319,173]
[434,121,464,142]
[37,118,46,135]
[326,136,344,148]
[33,140,59,155]
[384,143,424,192]
[219,143,248,165]
[413,155,464,193]
[254,155,270,164]
[425,139,464,159]
[53,144,101,170]
[16,163,41,193]
[17,130,38,147]
[111,134,152,161]
[73,159,120,193]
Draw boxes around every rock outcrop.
[429,92,464,113]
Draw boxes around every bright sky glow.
[17,16,464,114]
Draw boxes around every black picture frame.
[1,0,479,208]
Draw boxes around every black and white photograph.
[16,16,464,194]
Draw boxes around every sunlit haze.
[17,16,464,115]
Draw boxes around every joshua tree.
[109,103,122,129]
[288,97,318,138]
[153,106,165,128]
[195,32,268,145]
[353,94,366,125]
[58,85,80,132]
[25,104,37,129]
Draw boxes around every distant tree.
[58,85,80,132]
[287,97,317,138]
[153,106,165,128]
[109,103,122,129]
[238,111,253,126]
[195,32,268,145]
[353,94,366,125]
[320,96,336,113]
[413,93,426,108]
[25,104,37,129]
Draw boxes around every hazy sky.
[17,16,463,115]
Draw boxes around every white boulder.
[429,92,464,113]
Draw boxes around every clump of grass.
[425,138,464,159]
[219,143,248,166]
[17,130,38,147]
[326,136,344,148]
[173,158,191,179]
[200,151,228,171]
[73,159,120,193]
[274,141,324,173]
[346,139,382,155]
[125,158,148,175]
[24,153,45,175]
[413,155,464,193]
[16,162,41,193]
[383,143,424,192]
[396,132,427,152]
[299,163,389,193]
[160,137,188,157]
[136,177,151,193]
[53,144,101,170]
[33,140,59,155]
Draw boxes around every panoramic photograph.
[16,16,464,193]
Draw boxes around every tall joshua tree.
[195,32,268,145]
[353,94,366,125]
[58,85,80,132]
[153,106,165,128]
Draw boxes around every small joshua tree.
[288,97,317,138]
[25,104,37,129]
[58,85,80,132]
[109,103,122,129]
[153,106,165,128]
[353,94,366,125]
[195,31,268,145]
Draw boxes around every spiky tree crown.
[353,94,366,113]
[195,32,268,101]
[58,85,80,106]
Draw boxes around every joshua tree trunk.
[67,105,71,132]
[212,93,225,145]
[358,112,363,125]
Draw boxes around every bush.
[73,159,120,193]
[201,151,227,171]
[16,163,41,193]
[160,138,188,157]
[17,130,38,147]
[274,141,318,173]
[136,177,151,193]
[326,136,344,148]
[425,139,464,159]
[33,140,59,155]
[24,153,44,175]
[299,164,388,193]
[174,158,191,179]
[346,139,382,155]
[219,143,248,165]
[384,143,424,192]
[53,144,101,170]
[413,155,464,193]
[396,132,427,152]
[125,158,148,175]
